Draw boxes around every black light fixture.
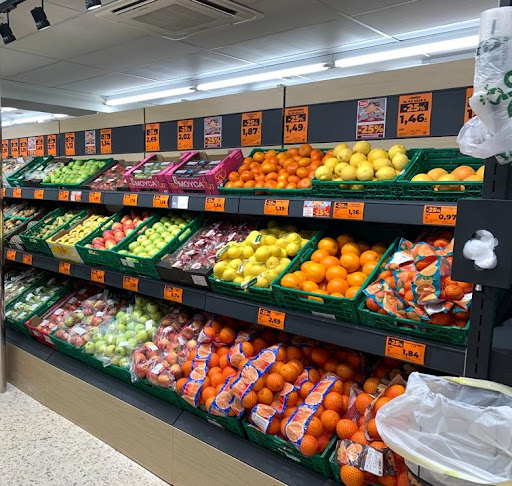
[85,0,102,11]
[0,13,16,44]
[31,1,50,31]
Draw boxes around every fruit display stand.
[5,155,54,187]
[40,158,116,188]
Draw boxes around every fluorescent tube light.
[53,114,69,118]
[12,116,52,125]
[1,107,17,112]
[334,35,479,68]
[105,87,195,106]
[197,63,330,91]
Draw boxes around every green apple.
[136,330,148,342]
[153,222,164,231]
[147,248,159,257]
[128,242,138,252]
[119,357,130,368]
[156,240,167,250]
[137,235,148,243]
[84,342,95,354]
[116,323,126,332]
[95,343,106,354]
[105,345,116,357]
[111,356,121,366]
[114,346,126,357]
[145,228,155,235]
[105,334,116,345]
[134,323,145,332]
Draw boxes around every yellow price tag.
[164,285,183,303]
[90,269,105,283]
[153,195,169,208]
[123,193,139,206]
[34,189,45,200]
[123,276,139,292]
[23,253,33,265]
[59,262,71,275]
[6,250,17,261]
[257,308,286,330]
[385,337,425,365]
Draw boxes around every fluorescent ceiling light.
[1,107,17,112]
[105,86,195,106]
[197,63,330,91]
[334,35,479,68]
[12,115,52,125]
[53,114,69,118]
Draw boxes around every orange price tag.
[58,190,70,201]
[177,119,194,150]
[34,189,45,200]
[386,337,425,365]
[59,262,71,275]
[257,308,286,330]
[241,112,262,146]
[284,106,308,144]
[464,87,474,124]
[397,92,432,137]
[23,253,33,265]
[13,188,22,198]
[35,136,44,156]
[89,192,102,204]
[333,201,365,220]
[2,140,8,159]
[90,269,105,283]
[11,139,19,157]
[264,199,289,216]
[123,276,139,292]
[164,285,183,303]
[123,193,139,206]
[153,195,169,208]
[65,132,75,156]
[20,138,28,157]
[145,123,160,152]
[204,197,225,212]
[6,250,17,261]
[47,134,57,156]
[422,205,457,226]
[100,129,112,155]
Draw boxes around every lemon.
[336,148,353,163]
[280,258,291,266]
[315,166,333,181]
[286,242,300,256]
[278,230,287,238]
[213,262,227,278]
[262,235,277,246]
[229,258,242,270]
[227,245,241,259]
[269,227,281,236]
[285,232,301,244]
[222,268,237,281]
[391,153,409,171]
[254,276,270,288]
[411,173,433,181]
[388,144,406,159]
[376,167,396,180]
[372,157,392,171]
[233,276,243,284]
[350,184,364,190]
[265,270,279,281]
[353,140,371,155]
[254,246,271,262]
[332,142,349,157]
[276,238,287,249]
[247,230,260,241]
[340,165,357,181]
[476,166,485,179]
[300,239,309,248]
[269,245,282,257]
[323,157,338,171]
[259,229,269,236]
[349,153,367,167]
[268,220,279,229]
[242,246,254,258]
[368,148,388,163]
[218,246,230,261]
[356,165,374,181]
[266,256,280,269]
[335,162,349,177]
[275,264,287,274]
[248,255,256,262]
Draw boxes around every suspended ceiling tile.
[318,0,418,17]
[9,61,108,87]
[0,48,59,77]
[58,73,158,95]
[216,18,382,63]
[354,0,495,35]
[72,36,200,71]
[124,52,254,82]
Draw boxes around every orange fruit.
[363,377,380,395]
[362,261,378,276]
[325,359,340,374]
[288,358,304,375]
[320,410,340,433]
[302,280,319,292]
[300,434,318,457]
[298,144,313,157]
[252,376,266,392]
[375,396,392,413]
[324,392,344,412]
[336,233,355,248]
[445,284,464,301]
[304,262,326,283]
[355,393,374,415]
[286,346,302,361]
[241,341,254,357]
[182,360,192,377]
[306,416,324,438]
[201,386,217,403]
[318,237,338,256]
[252,338,267,353]
[343,381,354,395]
[340,465,365,486]
[293,271,307,284]
[176,377,187,394]
[372,243,387,253]
[452,165,475,180]
[281,274,301,289]
[287,391,299,407]
[266,418,280,436]
[308,368,321,384]
[308,288,328,302]
[266,372,285,392]
[326,278,349,296]
[345,286,360,299]
[370,440,387,450]
[341,242,361,256]
[385,384,406,399]
[359,250,379,265]
[270,361,284,374]
[325,265,348,281]
[336,419,358,439]
[350,430,370,445]
[368,418,381,439]
[208,366,222,378]
[241,390,258,409]
[347,271,367,288]
[336,363,354,380]
[300,381,315,399]
[380,476,398,486]
[219,354,229,369]
[340,253,360,273]
[311,347,329,366]
[320,255,342,269]
[210,372,225,388]
[257,388,274,405]
[280,364,298,383]
[219,327,235,345]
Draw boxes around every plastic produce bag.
[457,7,512,164]
[376,372,512,486]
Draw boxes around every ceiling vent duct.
[97,0,262,40]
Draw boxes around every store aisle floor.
[0,384,170,486]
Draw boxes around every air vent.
[97,0,263,40]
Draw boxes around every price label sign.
[397,92,432,137]
[303,201,332,218]
[122,276,139,292]
[70,191,82,202]
[264,199,289,216]
[11,139,19,157]
[89,192,102,204]
[20,138,28,157]
[47,135,57,156]
[258,308,286,330]
[100,129,112,154]
[153,195,169,208]
[91,269,105,283]
[65,132,76,156]
[464,87,474,124]
[58,190,70,202]
[177,120,194,150]
[386,337,425,365]
[2,140,8,158]
[23,253,33,265]
[423,205,457,226]
[145,123,160,152]
[284,106,308,144]
[34,189,45,200]
[6,250,17,261]
[333,201,365,220]
[35,136,45,156]
[164,285,183,303]
[204,197,225,212]
[13,188,22,198]
[59,262,71,275]
[241,112,262,146]
[123,193,139,206]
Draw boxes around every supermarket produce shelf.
[6,328,336,486]
[4,187,457,225]
[5,248,467,375]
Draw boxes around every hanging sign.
[204,116,222,148]
[356,97,387,139]
[47,135,57,156]
[100,129,112,154]
[27,137,36,157]
[177,119,194,150]
[85,130,96,155]
[35,136,45,156]
[397,92,432,137]
[241,112,262,146]
[65,133,75,156]
[2,140,8,159]
[20,138,28,157]
[284,106,308,144]
[464,87,474,124]
[11,139,19,157]
[145,123,160,152]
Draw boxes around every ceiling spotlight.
[85,0,102,11]
[31,2,50,31]
[0,13,15,44]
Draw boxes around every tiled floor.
[0,384,170,486]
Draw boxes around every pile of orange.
[224,144,329,190]
[280,234,387,302]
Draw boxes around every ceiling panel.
[9,61,108,87]
[0,49,58,77]
[354,0,495,35]
[216,18,381,63]
[58,73,158,95]
[72,36,200,71]
[318,0,419,17]
[124,52,254,82]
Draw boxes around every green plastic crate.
[6,156,54,187]
[178,396,247,437]
[273,228,398,324]
[102,363,132,384]
[329,448,342,483]
[50,334,89,364]
[396,148,484,201]
[40,158,116,188]
[243,419,335,477]
[312,149,420,199]
[133,379,183,408]
[208,230,321,306]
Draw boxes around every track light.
[0,19,15,44]
[85,0,102,11]
[31,2,50,31]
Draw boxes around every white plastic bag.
[376,372,512,486]
[457,7,512,164]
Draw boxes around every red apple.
[121,215,130,223]
[125,229,134,236]
[112,222,123,231]
[105,240,116,249]
[124,223,135,230]
[103,229,114,238]
[92,237,103,245]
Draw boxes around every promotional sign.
[145,123,160,152]
[85,130,96,155]
[100,129,112,154]
[27,137,36,156]
[65,132,76,156]
[2,140,8,158]
[397,92,433,137]
[20,138,28,157]
[35,136,44,156]
[356,97,387,139]
[284,106,308,144]
[204,116,222,148]
[47,135,57,156]
[177,119,194,150]
[241,112,262,146]
[11,139,19,157]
